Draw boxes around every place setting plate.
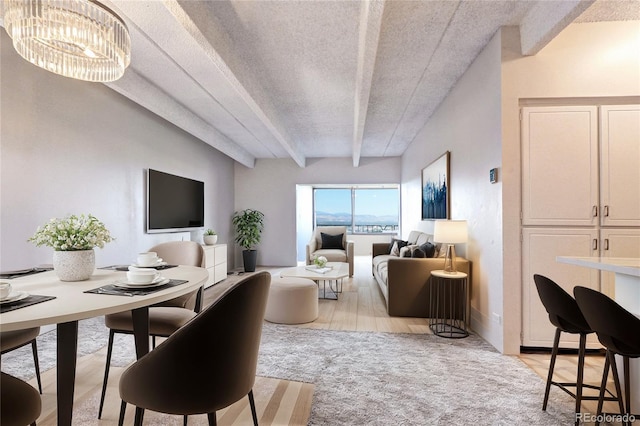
[113,277,170,289]
[0,291,30,304]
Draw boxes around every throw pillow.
[418,242,436,258]
[400,245,417,258]
[388,238,408,254]
[321,232,344,249]
[412,248,426,258]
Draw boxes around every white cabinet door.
[202,244,228,287]
[213,244,227,283]
[521,106,599,226]
[600,105,640,227]
[600,228,640,297]
[522,227,599,348]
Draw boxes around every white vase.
[203,235,218,245]
[52,249,95,281]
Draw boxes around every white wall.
[0,32,235,270]
[401,31,504,350]
[500,21,640,353]
[234,157,401,267]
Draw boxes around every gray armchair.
[306,226,354,277]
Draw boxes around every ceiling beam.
[519,0,595,55]
[107,0,306,167]
[107,68,256,168]
[163,1,306,167]
[352,0,386,167]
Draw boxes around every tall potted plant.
[232,209,264,272]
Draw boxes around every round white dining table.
[0,265,208,426]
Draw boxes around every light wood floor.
[208,257,432,335]
[26,256,624,424]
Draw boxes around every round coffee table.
[279,262,349,300]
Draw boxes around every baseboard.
[520,346,606,355]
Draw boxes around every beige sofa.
[372,230,470,317]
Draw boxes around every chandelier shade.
[3,0,131,82]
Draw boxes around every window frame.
[312,185,400,235]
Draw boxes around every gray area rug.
[2,318,575,425]
[257,324,574,425]
[1,317,137,376]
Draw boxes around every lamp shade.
[433,220,467,244]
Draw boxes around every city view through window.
[314,187,399,233]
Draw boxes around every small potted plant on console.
[203,229,218,245]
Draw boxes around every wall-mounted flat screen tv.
[147,169,204,233]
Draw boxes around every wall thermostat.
[489,168,498,184]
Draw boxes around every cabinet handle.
[604,238,609,251]
[592,205,598,217]
[604,205,609,217]
[592,239,598,250]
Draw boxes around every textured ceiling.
[87,0,640,167]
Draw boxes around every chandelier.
[3,0,131,82]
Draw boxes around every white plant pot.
[203,235,218,245]
[52,249,95,281]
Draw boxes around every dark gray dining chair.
[0,372,41,426]
[98,240,205,418]
[118,271,271,426]
[0,328,43,394]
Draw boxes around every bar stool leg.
[575,333,587,425]
[543,328,562,411]
[623,356,631,426]
[595,353,610,426]
[608,351,627,418]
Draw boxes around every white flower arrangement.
[29,214,114,251]
[314,255,328,268]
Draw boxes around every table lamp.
[434,220,468,273]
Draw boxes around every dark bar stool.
[574,286,640,426]
[533,274,615,425]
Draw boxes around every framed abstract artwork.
[421,151,450,220]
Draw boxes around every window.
[314,186,399,234]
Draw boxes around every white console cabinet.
[202,244,227,288]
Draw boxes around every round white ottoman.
[265,277,318,324]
